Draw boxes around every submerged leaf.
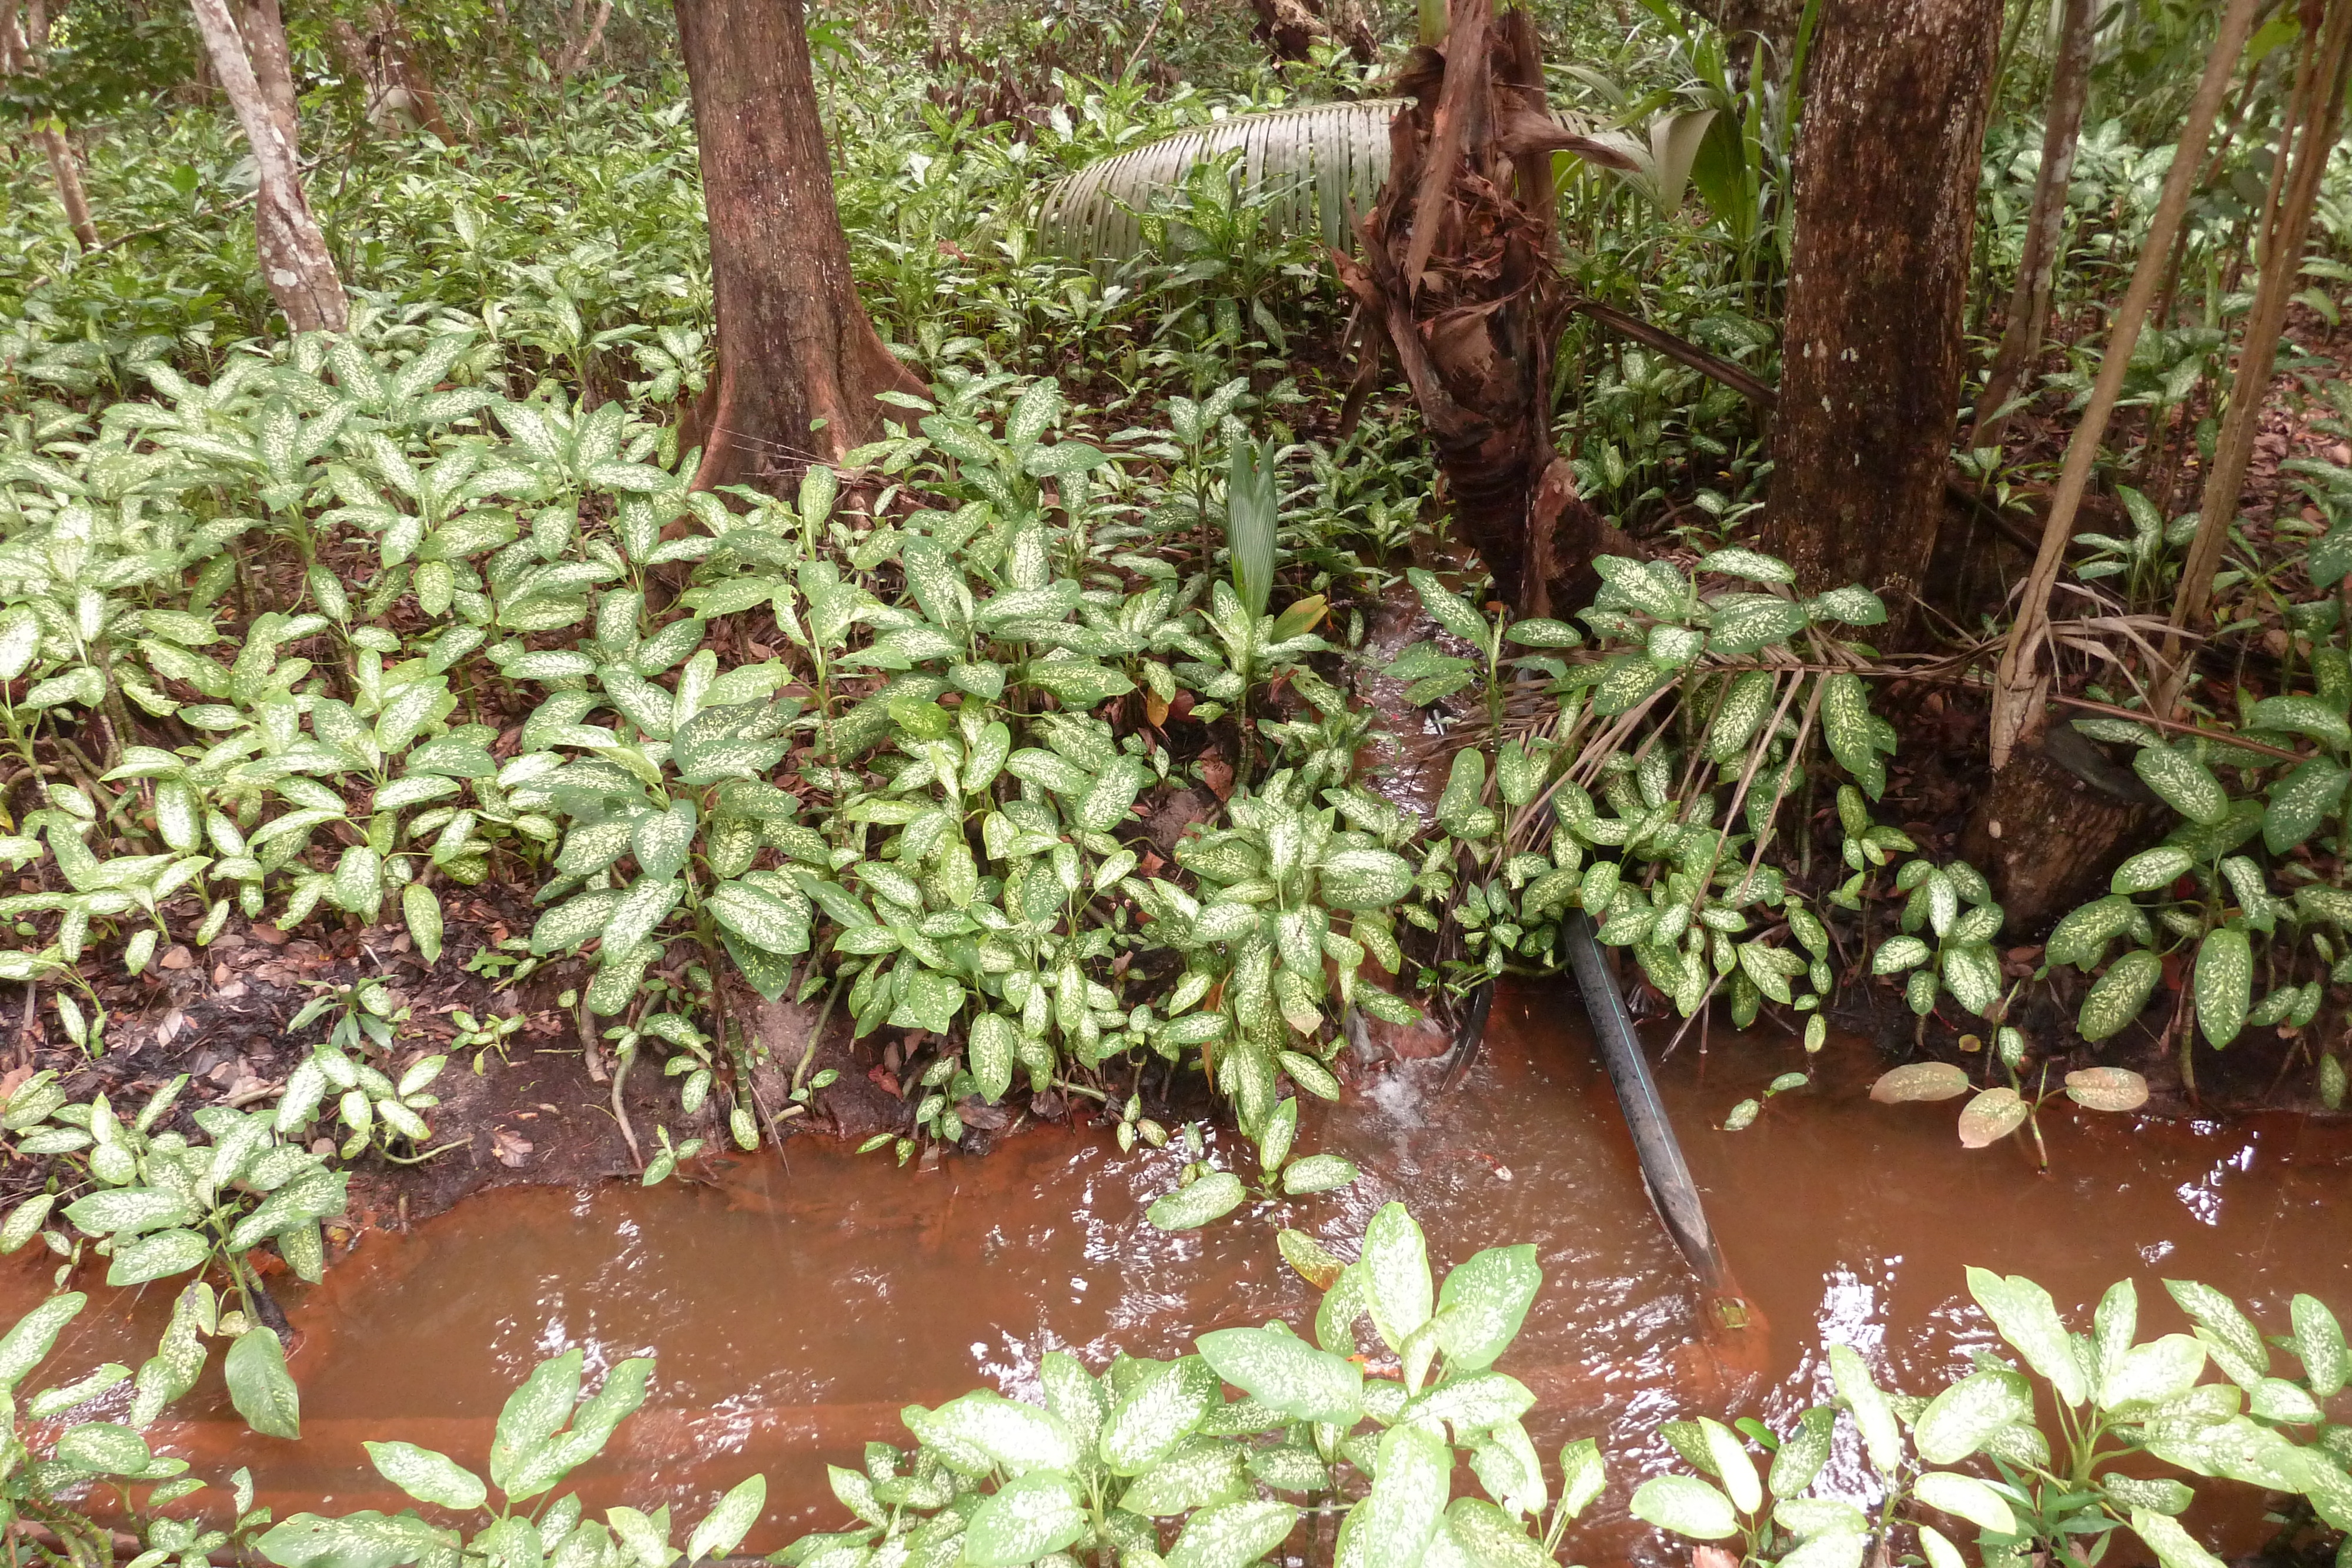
[1869,1062,1970,1103]
[2063,1067,2150,1112]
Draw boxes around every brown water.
[18,982,2352,1556]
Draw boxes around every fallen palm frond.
[1035,93,1642,261]
[1037,98,1406,260]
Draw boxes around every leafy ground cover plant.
[0,1065,361,1436]
[1633,1268,2352,1568]
[781,1202,1608,1568]
[1377,546,1912,1047]
[256,1349,767,1568]
[0,1291,275,1567]
[2,0,2350,1180]
[1867,1049,2152,1165]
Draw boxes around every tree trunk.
[1970,0,2093,450]
[1335,1,1628,616]
[325,16,395,119]
[1,4,98,250]
[1959,728,2160,932]
[375,8,456,144]
[1676,0,1801,55]
[2159,0,2352,711]
[188,0,349,333]
[672,0,923,491]
[556,0,615,79]
[1246,0,1374,64]
[1966,0,2261,926]
[31,126,93,248]
[1756,0,2004,609]
[239,0,296,131]
[326,10,452,141]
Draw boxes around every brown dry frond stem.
[1982,0,2261,770]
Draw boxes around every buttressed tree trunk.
[673,0,925,492]
[187,0,349,333]
[1757,0,2004,609]
[1336,0,1628,616]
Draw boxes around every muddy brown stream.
[15,982,2352,1558]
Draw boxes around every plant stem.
[1983,0,2263,767]
[609,1040,643,1169]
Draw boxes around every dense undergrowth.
[3,0,2352,1564]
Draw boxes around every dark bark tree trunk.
[1756,0,2004,609]
[1959,727,2161,931]
[673,0,925,492]
[1971,0,2094,449]
[188,0,348,333]
[1335,0,1629,616]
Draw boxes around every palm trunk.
[1335,0,1628,616]
[672,0,924,490]
[1970,0,2094,449]
[188,0,349,333]
[1755,0,2005,610]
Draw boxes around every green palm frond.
[1037,99,1406,260]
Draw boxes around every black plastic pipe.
[1561,910,1732,1295]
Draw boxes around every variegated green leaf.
[2193,925,2251,1048]
[2079,948,2162,1041]
[2133,747,2227,826]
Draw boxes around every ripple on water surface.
[15,981,2352,1557]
